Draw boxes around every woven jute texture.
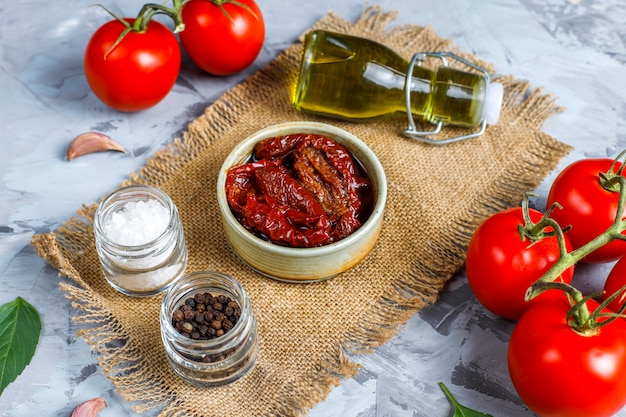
[32,6,572,417]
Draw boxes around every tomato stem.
[133,2,185,33]
[518,193,569,259]
[600,149,626,192]
[526,281,591,329]
[526,173,626,331]
[96,0,186,59]
[536,175,626,282]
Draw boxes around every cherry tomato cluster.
[84,0,265,112]
[466,153,626,417]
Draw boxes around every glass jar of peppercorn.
[159,270,258,387]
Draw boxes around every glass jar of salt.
[94,185,188,297]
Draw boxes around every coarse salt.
[108,265,182,292]
[104,199,170,245]
[94,185,188,297]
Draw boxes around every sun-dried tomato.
[225,160,278,212]
[254,134,305,160]
[225,133,372,247]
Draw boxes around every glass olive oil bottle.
[292,30,502,129]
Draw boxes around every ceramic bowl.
[216,121,387,282]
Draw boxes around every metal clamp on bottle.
[404,52,501,145]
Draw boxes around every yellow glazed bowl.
[216,121,387,282]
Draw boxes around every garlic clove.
[66,132,126,161]
[70,397,107,417]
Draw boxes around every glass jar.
[160,271,259,387]
[94,185,188,297]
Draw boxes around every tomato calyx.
[206,0,260,22]
[518,192,568,248]
[599,150,626,193]
[527,280,626,334]
[95,1,185,59]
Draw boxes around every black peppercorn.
[194,293,206,304]
[195,312,205,323]
[173,310,184,322]
[181,322,194,334]
[172,291,241,346]
[223,319,234,331]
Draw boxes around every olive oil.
[292,30,499,129]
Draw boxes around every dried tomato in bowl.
[225,133,373,248]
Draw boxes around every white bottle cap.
[485,82,504,125]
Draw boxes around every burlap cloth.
[31,6,572,417]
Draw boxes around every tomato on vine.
[84,17,181,112]
[503,152,626,415]
[465,196,574,320]
[547,155,626,264]
[602,255,626,313]
[179,0,265,76]
[508,296,626,417]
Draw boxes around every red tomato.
[466,207,574,320]
[179,0,265,76]
[603,255,626,313]
[508,298,626,417]
[547,158,626,263]
[84,18,181,112]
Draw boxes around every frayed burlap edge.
[31,6,572,417]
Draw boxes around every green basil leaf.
[439,382,494,417]
[0,297,41,395]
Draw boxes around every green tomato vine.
[524,153,626,334]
